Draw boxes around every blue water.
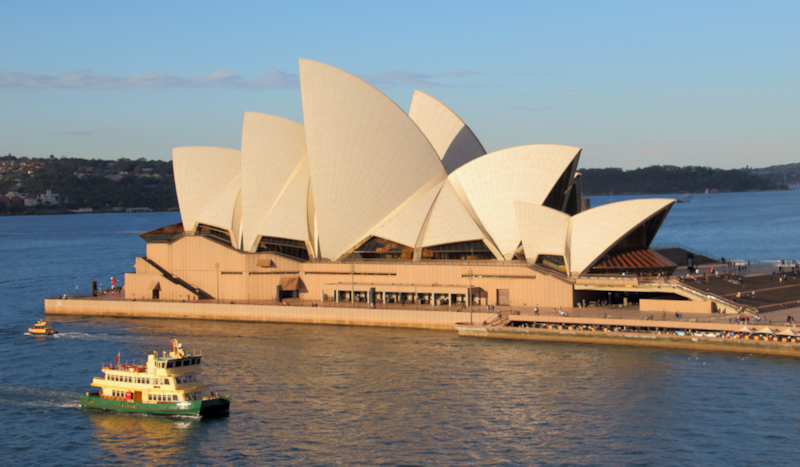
[1,195,799,466]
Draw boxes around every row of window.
[148,394,179,402]
[177,375,199,384]
[107,374,171,385]
[159,357,201,369]
[110,390,129,398]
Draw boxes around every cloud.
[0,69,299,90]
[358,70,482,88]
[0,68,483,90]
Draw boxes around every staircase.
[143,257,214,300]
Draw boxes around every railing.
[639,279,748,313]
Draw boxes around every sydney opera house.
[125,59,676,308]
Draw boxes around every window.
[536,254,567,274]
[345,237,413,260]
[421,241,495,261]
[197,224,232,244]
[256,236,310,261]
[167,361,175,368]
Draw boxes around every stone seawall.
[45,299,493,331]
[456,326,800,358]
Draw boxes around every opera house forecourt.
[119,59,677,309]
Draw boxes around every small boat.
[676,193,692,203]
[81,339,230,417]
[28,320,56,335]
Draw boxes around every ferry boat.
[28,320,56,335]
[81,339,230,416]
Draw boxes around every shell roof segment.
[240,112,307,252]
[421,180,487,248]
[299,59,445,261]
[514,202,571,269]
[173,146,241,242]
[408,90,486,174]
[451,144,581,260]
[568,198,675,275]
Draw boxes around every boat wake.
[55,332,149,345]
[23,332,59,338]
[0,386,81,409]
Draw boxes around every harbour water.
[1,190,799,465]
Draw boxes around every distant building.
[71,207,93,213]
[23,196,38,207]
[38,189,60,205]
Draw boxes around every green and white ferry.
[81,339,230,416]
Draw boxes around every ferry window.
[146,378,150,384]
[167,361,175,368]
[173,395,178,401]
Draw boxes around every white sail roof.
[173,146,241,247]
[299,59,445,260]
[240,112,307,252]
[568,198,674,275]
[452,144,581,260]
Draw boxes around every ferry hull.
[80,395,230,416]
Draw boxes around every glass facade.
[256,236,310,261]
[421,240,496,260]
[197,224,231,244]
[346,237,414,260]
[536,254,567,274]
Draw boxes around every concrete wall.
[133,235,575,308]
[45,298,494,331]
[640,299,716,314]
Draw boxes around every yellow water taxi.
[81,339,230,416]
[28,320,56,335]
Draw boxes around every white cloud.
[0,69,299,89]
[358,70,482,88]
[0,68,483,90]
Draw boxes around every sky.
[1,0,797,170]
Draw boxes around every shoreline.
[44,298,494,331]
[45,298,800,357]
[456,325,800,358]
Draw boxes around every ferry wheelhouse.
[81,339,230,416]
